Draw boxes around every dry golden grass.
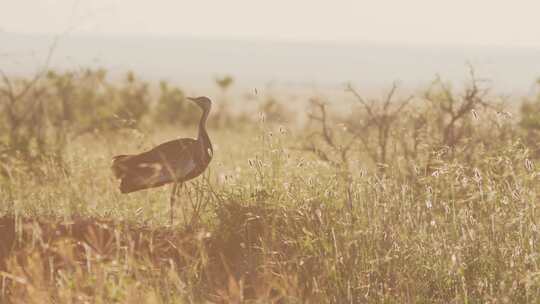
[1,69,540,303]
[1,121,539,303]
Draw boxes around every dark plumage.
[111,96,213,224]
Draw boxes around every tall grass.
[1,69,540,303]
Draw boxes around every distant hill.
[1,32,539,94]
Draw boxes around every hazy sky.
[2,0,540,47]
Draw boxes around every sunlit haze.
[1,1,540,93]
[3,0,540,46]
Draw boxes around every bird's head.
[187,96,212,112]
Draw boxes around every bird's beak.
[187,97,196,101]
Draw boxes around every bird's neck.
[197,109,212,150]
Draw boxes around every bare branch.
[383,82,398,111]
[346,84,376,119]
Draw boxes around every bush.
[0,69,153,172]
[153,81,199,126]
[520,79,540,157]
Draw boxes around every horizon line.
[3,30,540,51]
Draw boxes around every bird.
[111,96,213,225]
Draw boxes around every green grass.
[1,121,539,303]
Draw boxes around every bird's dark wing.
[112,138,198,193]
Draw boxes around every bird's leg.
[170,182,178,226]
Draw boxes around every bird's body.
[111,96,213,224]
[112,137,211,193]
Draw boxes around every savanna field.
[1,69,540,303]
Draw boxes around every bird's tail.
[111,155,130,178]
